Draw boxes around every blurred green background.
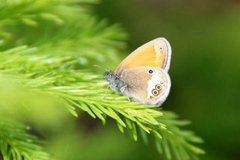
[1,0,239,160]
[92,0,240,160]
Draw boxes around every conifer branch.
[0,0,204,160]
[0,120,50,160]
[0,46,204,160]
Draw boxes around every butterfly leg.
[120,85,127,93]
[101,85,111,100]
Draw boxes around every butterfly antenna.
[93,64,110,72]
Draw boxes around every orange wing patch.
[115,38,170,73]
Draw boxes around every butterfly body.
[105,38,172,106]
[104,71,126,93]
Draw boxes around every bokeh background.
[1,1,239,160]
[93,0,240,160]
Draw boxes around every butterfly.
[105,38,171,106]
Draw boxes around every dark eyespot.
[148,69,153,74]
[155,84,162,91]
[159,47,162,50]
[152,89,159,96]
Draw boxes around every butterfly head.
[104,71,114,82]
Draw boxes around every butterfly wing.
[110,37,172,106]
[119,67,171,105]
[115,37,171,75]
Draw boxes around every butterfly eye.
[148,69,153,74]
[155,84,162,91]
[152,89,159,96]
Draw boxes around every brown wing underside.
[120,67,170,105]
[119,67,151,103]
